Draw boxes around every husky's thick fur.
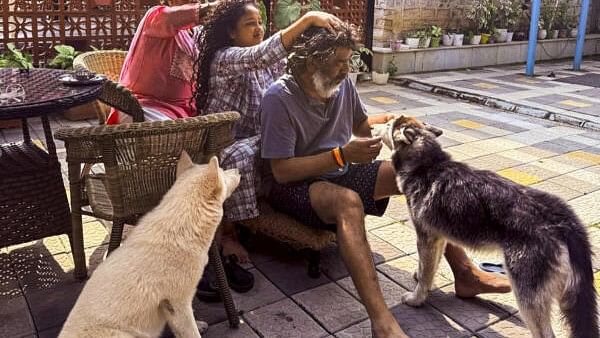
[383,116,598,338]
[59,154,240,338]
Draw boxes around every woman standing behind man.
[193,0,342,288]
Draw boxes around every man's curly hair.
[193,0,256,113]
[286,22,360,75]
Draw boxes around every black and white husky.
[379,116,598,338]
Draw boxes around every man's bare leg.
[373,161,511,298]
[445,243,511,298]
[220,220,250,263]
[310,181,408,338]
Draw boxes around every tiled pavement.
[2,82,600,337]
[397,58,600,130]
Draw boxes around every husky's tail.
[563,227,599,338]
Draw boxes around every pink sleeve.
[144,5,199,38]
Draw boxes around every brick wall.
[373,0,597,47]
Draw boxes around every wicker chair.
[73,50,144,123]
[55,112,241,327]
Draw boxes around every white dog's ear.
[393,127,417,144]
[176,150,194,177]
[207,156,224,196]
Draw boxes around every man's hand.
[342,137,383,164]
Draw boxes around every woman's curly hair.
[286,22,360,75]
[193,0,256,113]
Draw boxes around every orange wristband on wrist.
[331,147,345,168]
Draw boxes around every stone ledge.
[373,34,600,74]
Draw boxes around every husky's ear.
[424,124,443,137]
[176,150,194,177]
[393,127,418,144]
[207,156,224,196]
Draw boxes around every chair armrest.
[98,80,145,122]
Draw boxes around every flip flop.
[479,262,506,275]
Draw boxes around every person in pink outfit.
[106,0,214,124]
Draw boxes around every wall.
[373,0,596,48]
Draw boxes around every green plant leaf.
[274,0,302,30]
[54,44,75,55]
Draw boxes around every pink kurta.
[107,4,199,123]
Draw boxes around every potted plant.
[47,44,80,69]
[387,56,398,78]
[466,0,495,44]
[0,43,33,71]
[348,46,372,85]
[404,31,420,49]
[540,0,559,39]
[372,68,389,85]
[442,30,455,46]
[537,18,548,39]
[467,31,481,45]
[416,29,431,48]
[429,26,443,47]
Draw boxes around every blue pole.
[526,0,542,76]
[573,0,590,70]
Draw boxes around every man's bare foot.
[221,234,250,263]
[454,266,511,298]
[371,314,409,338]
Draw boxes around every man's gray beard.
[312,70,342,98]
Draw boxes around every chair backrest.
[73,50,145,123]
[73,50,127,82]
[55,112,240,219]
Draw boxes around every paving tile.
[550,153,597,170]
[0,295,36,337]
[370,222,418,256]
[377,255,452,292]
[60,220,109,250]
[464,154,522,172]
[459,129,496,140]
[254,256,330,296]
[564,168,600,186]
[194,268,286,325]
[244,298,328,337]
[452,119,485,129]
[497,168,542,186]
[474,289,520,315]
[426,286,510,332]
[368,232,407,264]
[5,235,69,259]
[586,227,600,271]
[364,214,396,231]
[471,138,528,153]
[571,190,600,226]
[0,253,21,300]
[512,164,560,181]
[438,136,462,148]
[337,271,408,308]
[335,319,372,338]
[13,253,78,295]
[292,282,368,333]
[530,180,584,201]
[533,139,589,154]
[204,320,259,338]
[442,130,481,144]
[505,130,561,146]
[26,279,84,331]
[383,196,411,222]
[476,316,530,337]
[567,150,600,165]
[548,175,600,194]
[446,144,491,158]
[390,303,472,338]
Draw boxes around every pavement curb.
[392,77,600,132]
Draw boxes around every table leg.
[41,116,57,159]
[20,118,31,143]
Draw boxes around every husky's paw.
[196,320,208,334]
[400,291,425,307]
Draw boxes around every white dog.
[59,153,240,338]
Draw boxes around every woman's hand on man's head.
[302,11,343,33]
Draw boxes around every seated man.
[260,25,511,337]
